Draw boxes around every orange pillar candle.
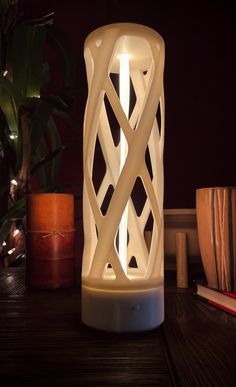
[26,193,75,289]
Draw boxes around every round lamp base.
[81,284,164,332]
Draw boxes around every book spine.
[223,291,236,299]
[231,189,236,292]
[195,293,236,317]
[208,300,236,316]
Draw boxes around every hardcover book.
[195,282,236,316]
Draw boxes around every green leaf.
[0,74,19,137]
[0,197,26,225]
[0,0,11,15]
[30,99,55,155]
[30,143,67,176]
[48,25,77,89]
[43,94,71,111]
[41,62,50,90]
[25,12,54,27]
[0,134,17,177]
[0,181,9,196]
[0,219,13,245]
[0,75,22,171]
[46,117,62,184]
[27,26,47,97]
[31,136,51,187]
[11,23,47,99]
[11,23,32,99]
[0,19,4,72]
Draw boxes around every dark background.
[24,0,236,262]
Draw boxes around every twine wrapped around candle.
[27,229,75,238]
[26,193,75,289]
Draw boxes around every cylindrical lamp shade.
[82,23,165,332]
[26,193,75,289]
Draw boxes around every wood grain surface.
[162,284,236,387]
[0,268,173,387]
[0,268,236,386]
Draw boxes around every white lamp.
[82,23,165,332]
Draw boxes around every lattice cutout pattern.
[83,24,165,288]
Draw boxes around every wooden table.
[0,267,236,386]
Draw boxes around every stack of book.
[195,281,236,316]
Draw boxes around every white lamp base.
[81,284,164,332]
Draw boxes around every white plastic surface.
[82,23,165,331]
[82,284,164,332]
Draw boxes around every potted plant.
[0,0,78,267]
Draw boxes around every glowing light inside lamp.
[118,54,130,272]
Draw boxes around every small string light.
[2,241,6,246]
[9,134,18,140]
[13,229,20,237]
[7,248,16,255]
[11,179,18,186]
[3,70,8,77]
